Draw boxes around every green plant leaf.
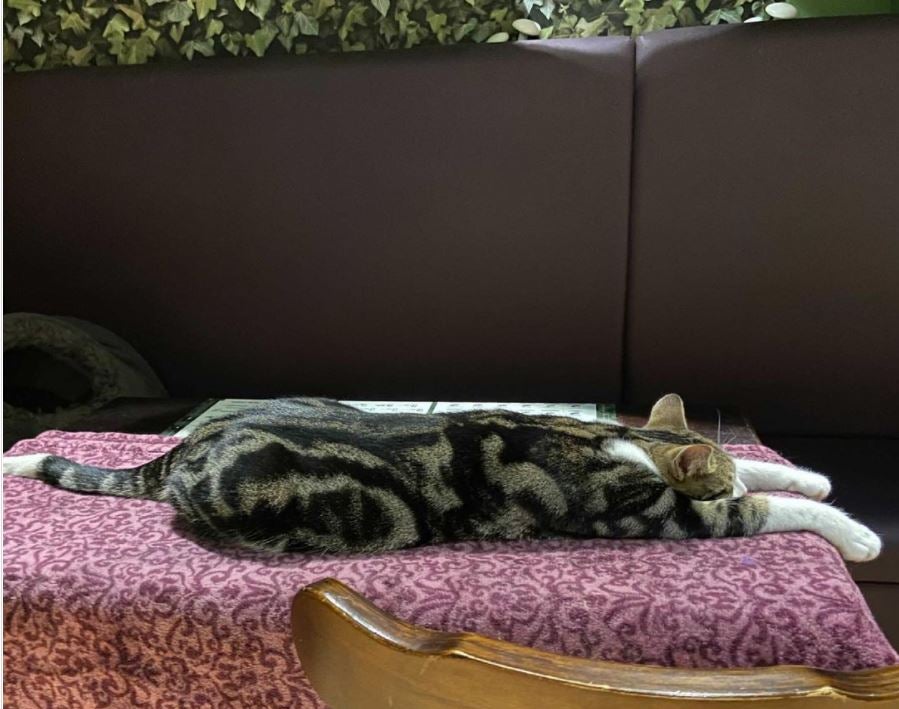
[426,10,446,32]
[7,0,41,18]
[66,43,95,65]
[59,11,92,35]
[162,0,193,22]
[115,3,148,29]
[296,10,318,33]
[221,30,243,53]
[338,3,367,39]
[196,0,217,19]
[371,0,389,17]
[244,21,276,54]
[206,17,225,36]
[103,13,132,39]
[249,0,273,18]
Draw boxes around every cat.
[2,394,881,561]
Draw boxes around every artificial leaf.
[161,0,193,22]
[249,0,273,18]
[115,4,148,29]
[7,0,41,18]
[221,30,243,52]
[102,13,131,39]
[59,11,91,34]
[196,0,217,19]
[66,43,94,64]
[426,10,446,32]
[205,17,224,36]
[296,10,318,33]
[244,21,276,54]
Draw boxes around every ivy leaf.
[643,6,676,31]
[426,10,446,32]
[59,11,92,35]
[111,33,157,63]
[234,0,247,10]
[162,1,193,22]
[471,23,493,41]
[205,17,225,36]
[7,0,41,18]
[66,44,95,65]
[308,0,335,18]
[296,10,318,33]
[371,0,389,17]
[338,3,366,39]
[380,15,398,39]
[452,16,477,40]
[695,0,711,12]
[249,0,273,18]
[83,0,116,18]
[181,37,215,57]
[275,13,293,33]
[115,4,148,29]
[196,0,217,19]
[244,21,276,54]
[575,14,609,35]
[704,6,743,22]
[102,13,132,39]
[221,30,243,53]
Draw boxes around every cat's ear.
[645,393,688,432]
[670,444,714,481]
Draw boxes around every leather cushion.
[5,39,634,402]
[626,17,899,436]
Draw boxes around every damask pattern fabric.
[4,431,896,707]
[4,0,764,72]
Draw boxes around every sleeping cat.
[2,394,881,561]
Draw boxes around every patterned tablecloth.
[4,431,897,708]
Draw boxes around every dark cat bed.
[3,313,167,441]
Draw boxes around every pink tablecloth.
[4,431,897,707]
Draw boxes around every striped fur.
[2,396,881,561]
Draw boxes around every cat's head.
[641,394,745,500]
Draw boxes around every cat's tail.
[2,450,177,501]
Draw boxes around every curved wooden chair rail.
[291,579,899,708]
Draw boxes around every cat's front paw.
[788,469,831,501]
[833,517,882,563]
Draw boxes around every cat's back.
[191,397,447,451]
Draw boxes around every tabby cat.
[2,394,881,561]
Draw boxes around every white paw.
[835,518,882,563]
[2,454,47,479]
[788,469,831,501]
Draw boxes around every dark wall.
[5,38,634,402]
[626,18,899,436]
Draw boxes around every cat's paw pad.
[788,470,831,501]
[836,519,882,563]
